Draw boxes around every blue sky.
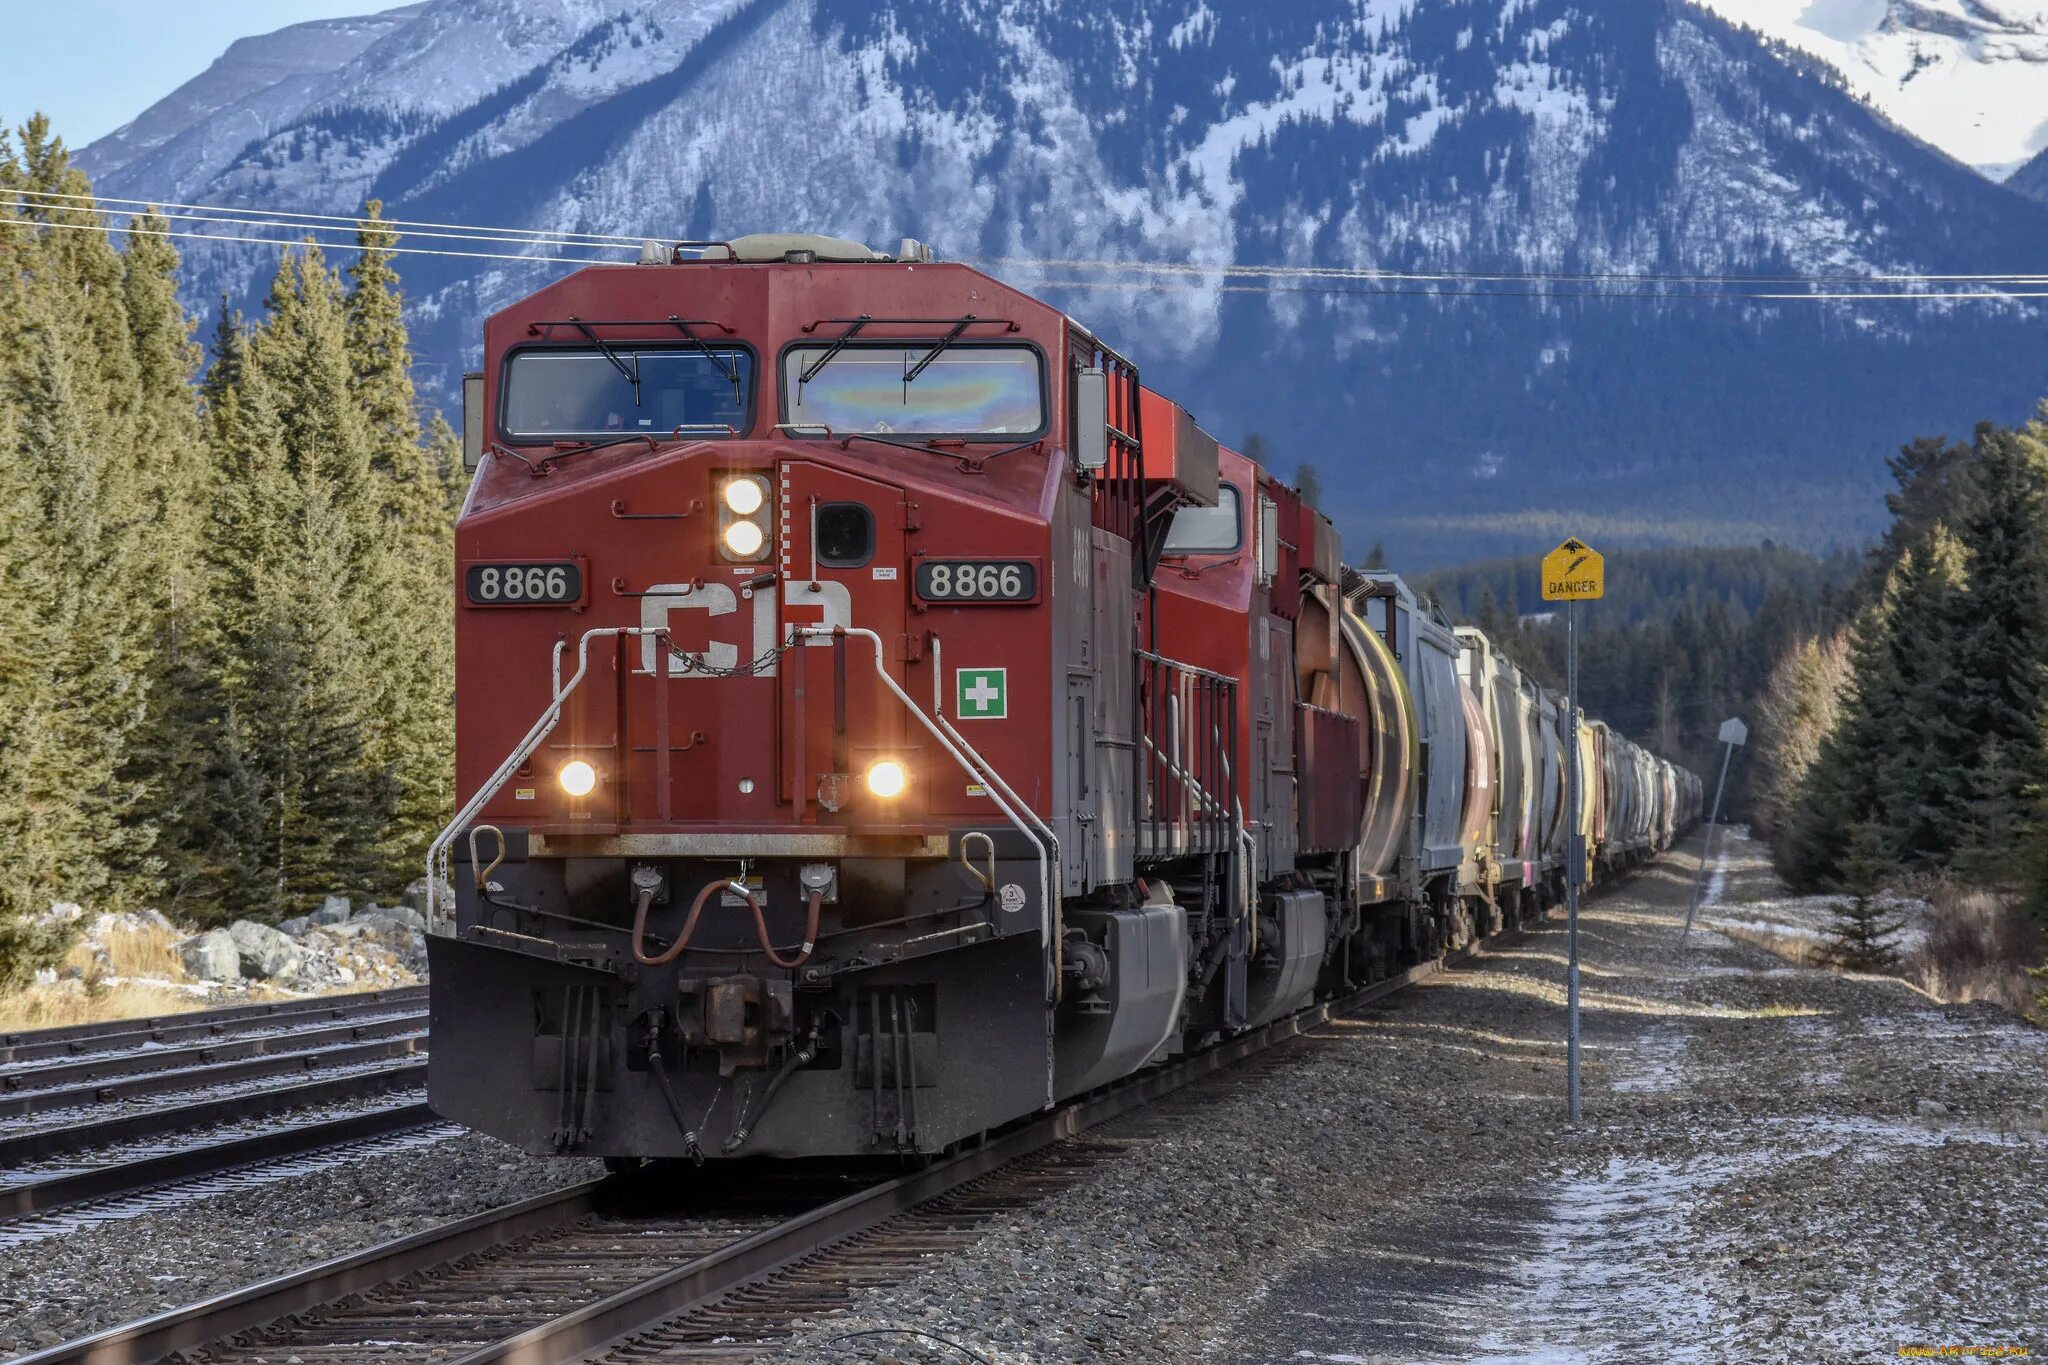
[3,1,413,151]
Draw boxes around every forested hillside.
[72,0,2048,570]
[1420,545,1859,812]
[0,119,455,988]
[1756,414,2048,913]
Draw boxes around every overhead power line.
[12,186,656,247]
[6,186,2046,299]
[18,217,620,267]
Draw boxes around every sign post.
[1682,716,1748,939]
[1542,536,1604,1124]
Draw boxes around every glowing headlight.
[722,476,767,515]
[558,759,597,797]
[864,759,908,799]
[723,520,766,558]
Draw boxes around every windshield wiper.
[799,315,871,386]
[570,317,640,407]
[903,315,977,383]
[667,315,742,403]
[774,423,1039,473]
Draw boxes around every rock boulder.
[227,920,303,979]
[312,894,351,926]
[177,929,241,982]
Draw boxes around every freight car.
[425,233,1700,1163]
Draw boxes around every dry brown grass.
[1904,886,2042,1017]
[0,979,205,1033]
[0,921,224,1034]
[64,921,185,982]
[1716,922,1827,969]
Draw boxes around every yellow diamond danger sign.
[1542,537,1605,601]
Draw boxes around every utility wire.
[11,186,659,246]
[8,187,2046,298]
[15,217,620,266]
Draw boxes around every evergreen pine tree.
[192,321,384,918]
[1950,422,2048,821]
[342,205,455,885]
[110,208,208,903]
[1780,582,1904,889]
[1826,822,1904,973]
[1872,524,1973,870]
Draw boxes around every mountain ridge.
[74,0,2048,569]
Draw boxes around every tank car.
[425,232,1699,1164]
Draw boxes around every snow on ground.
[1194,825,2047,1365]
[1696,824,1931,954]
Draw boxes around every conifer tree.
[1873,524,1972,869]
[1779,582,1905,889]
[1826,822,1904,973]
[342,205,455,884]
[1,283,144,917]
[1950,422,2048,808]
[192,315,385,918]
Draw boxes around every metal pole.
[1565,597,1581,1124]
[1682,739,1736,938]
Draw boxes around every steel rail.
[0,1012,426,1094]
[8,948,1484,1365]
[0,1059,427,1165]
[459,946,1486,1365]
[17,890,1631,1365]
[0,1033,428,1119]
[8,1181,613,1365]
[0,986,428,1064]
[0,1100,437,1220]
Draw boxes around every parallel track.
[0,990,437,1223]
[18,930,1513,1365]
[0,988,427,1065]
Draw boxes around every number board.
[464,560,586,607]
[914,559,1038,604]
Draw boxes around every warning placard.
[1541,537,1605,601]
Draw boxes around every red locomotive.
[428,234,1699,1162]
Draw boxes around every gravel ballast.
[766,830,2047,1364]
[0,1134,600,1355]
[7,830,2041,1362]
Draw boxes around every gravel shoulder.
[9,831,2041,1362]
[769,830,2048,1364]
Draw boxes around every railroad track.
[0,989,435,1228]
[16,932,1517,1365]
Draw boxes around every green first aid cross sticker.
[956,668,1007,719]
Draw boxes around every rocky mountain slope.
[1694,0,2048,178]
[78,0,2048,566]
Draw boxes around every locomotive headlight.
[558,759,597,797]
[864,758,908,800]
[717,472,772,563]
[722,476,767,516]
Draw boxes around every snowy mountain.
[1692,0,2048,179]
[2011,143,2048,202]
[76,0,2048,567]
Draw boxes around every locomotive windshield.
[1161,484,1242,555]
[502,347,753,440]
[782,344,1044,436]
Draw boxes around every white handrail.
[927,635,1064,896]
[818,628,1053,968]
[425,626,666,926]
